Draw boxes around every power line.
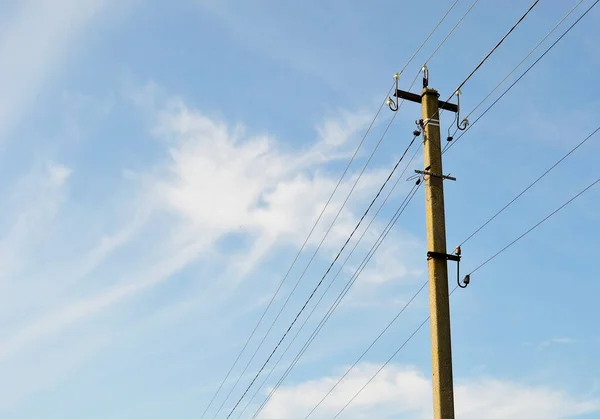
[332,317,429,419]
[444,0,600,154]
[215,1,527,415]
[205,4,469,414]
[458,126,599,248]
[454,0,540,94]
[249,175,424,419]
[422,0,542,146]
[329,284,461,419]
[238,145,423,419]
[330,174,598,416]
[211,87,394,419]
[443,0,585,149]
[304,281,428,418]
[397,0,482,114]
[443,0,588,152]
[222,0,477,410]
[468,177,599,276]
[383,0,480,143]
[251,3,591,415]
[398,0,460,76]
[244,185,421,419]
[250,4,537,413]
[260,4,551,414]
[224,135,419,419]
[236,2,485,396]
[422,0,482,67]
[322,147,600,419]
[318,5,546,415]
[199,87,393,419]
[462,0,585,124]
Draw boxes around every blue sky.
[0,0,599,418]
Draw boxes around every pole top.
[421,88,439,97]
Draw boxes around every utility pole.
[421,87,455,419]
[392,69,460,419]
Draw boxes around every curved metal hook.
[458,274,470,288]
[455,90,469,131]
[386,97,398,112]
[386,72,401,112]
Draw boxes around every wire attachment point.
[413,119,423,137]
[427,248,467,290]
[386,97,398,112]
[387,72,400,112]
[414,170,456,181]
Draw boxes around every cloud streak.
[0,0,109,141]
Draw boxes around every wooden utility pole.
[421,87,455,419]
[393,72,459,419]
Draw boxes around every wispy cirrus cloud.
[0,84,421,412]
[0,0,110,141]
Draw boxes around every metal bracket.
[393,89,459,113]
[427,247,469,288]
[427,251,460,262]
[414,170,456,181]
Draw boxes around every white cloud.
[537,337,579,351]
[0,0,108,140]
[0,87,423,411]
[260,363,600,419]
[317,110,375,148]
[150,97,386,250]
[0,160,71,283]
[0,90,397,362]
[354,232,423,285]
[47,162,72,185]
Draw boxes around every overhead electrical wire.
[218,0,528,414]
[241,3,490,416]
[257,3,487,391]
[303,281,429,418]
[454,0,540,95]
[394,0,482,115]
[329,177,600,418]
[256,3,549,415]
[458,0,584,134]
[244,185,422,419]
[327,283,460,419]
[444,0,600,154]
[457,126,599,248]
[423,0,482,68]
[211,87,392,419]
[241,2,592,416]
[203,1,595,418]
[467,177,599,276]
[216,1,479,415]
[251,183,423,419]
[443,0,587,150]
[238,146,423,419]
[203,3,467,416]
[200,90,391,419]
[224,135,420,419]
[420,0,542,147]
[329,296,441,419]
[398,0,460,77]
[247,156,425,419]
